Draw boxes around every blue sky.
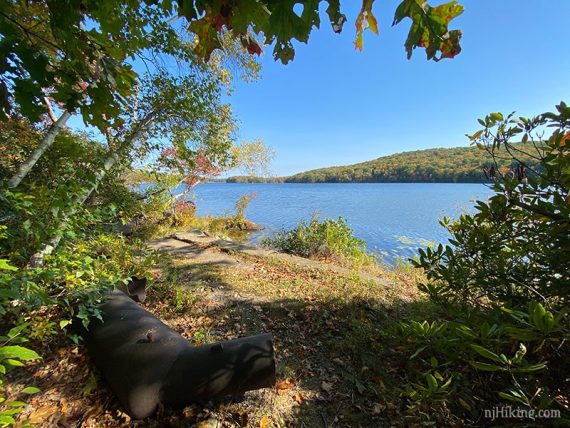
[226,0,570,176]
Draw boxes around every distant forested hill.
[225,175,285,183]
[282,145,539,183]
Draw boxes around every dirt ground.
[10,231,428,427]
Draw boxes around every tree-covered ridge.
[283,144,539,183]
[225,175,284,183]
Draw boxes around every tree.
[28,65,235,265]
[1,0,464,121]
[1,0,464,189]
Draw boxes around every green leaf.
[469,361,503,372]
[7,324,28,339]
[499,390,529,406]
[0,346,40,362]
[0,415,16,425]
[21,386,40,395]
[59,320,72,329]
[0,259,17,271]
[469,344,504,363]
[426,373,438,391]
[430,357,438,368]
[513,363,547,373]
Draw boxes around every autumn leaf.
[29,405,58,424]
[321,380,334,393]
[355,0,379,51]
[393,0,463,61]
[275,378,295,395]
[259,415,271,428]
[294,391,303,404]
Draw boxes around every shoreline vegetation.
[12,216,429,426]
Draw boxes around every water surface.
[187,183,493,263]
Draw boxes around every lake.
[186,183,494,264]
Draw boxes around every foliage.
[1,0,464,125]
[414,104,569,308]
[0,116,40,178]
[263,215,375,266]
[185,193,258,241]
[226,176,283,183]
[234,192,256,222]
[394,302,568,418]
[1,0,153,128]
[0,230,163,422]
[230,139,276,178]
[285,144,540,183]
[393,103,570,422]
[0,115,173,423]
[0,320,41,427]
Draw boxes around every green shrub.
[0,230,164,425]
[395,104,570,422]
[263,215,375,266]
[414,104,569,308]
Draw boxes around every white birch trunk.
[8,110,72,188]
[28,121,152,268]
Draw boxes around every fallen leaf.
[29,405,58,423]
[294,392,303,404]
[321,381,333,394]
[371,403,385,415]
[259,415,270,428]
[275,378,295,392]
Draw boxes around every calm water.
[186,183,493,263]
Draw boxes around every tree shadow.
[14,251,444,427]
[138,256,443,427]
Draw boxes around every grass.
[146,246,433,426]
[10,232,458,427]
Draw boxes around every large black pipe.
[81,290,275,419]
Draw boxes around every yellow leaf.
[259,415,270,428]
[29,405,58,423]
[469,130,484,140]
[294,392,303,404]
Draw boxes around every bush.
[397,104,570,422]
[414,104,569,308]
[263,215,375,266]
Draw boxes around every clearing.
[13,231,433,427]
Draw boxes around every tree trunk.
[27,121,151,268]
[8,110,72,188]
